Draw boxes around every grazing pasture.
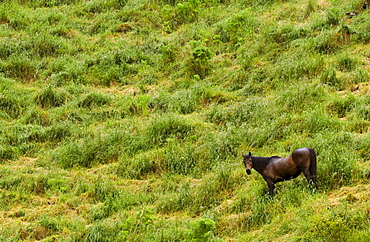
[0,0,369,241]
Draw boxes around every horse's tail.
[308,148,317,183]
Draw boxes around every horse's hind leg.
[303,168,317,190]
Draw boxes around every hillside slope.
[0,0,369,241]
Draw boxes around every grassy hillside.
[0,0,369,241]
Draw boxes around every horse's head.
[242,152,253,175]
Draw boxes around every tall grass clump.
[215,9,260,45]
[116,94,150,117]
[78,92,111,109]
[22,107,50,126]
[29,32,66,58]
[244,195,276,229]
[353,94,370,121]
[16,0,81,8]
[320,68,340,87]
[43,123,72,143]
[352,68,370,84]
[263,23,308,46]
[326,94,356,118]
[155,175,194,213]
[0,123,58,160]
[237,0,274,7]
[205,127,240,162]
[164,141,198,175]
[187,217,217,241]
[46,56,88,85]
[350,13,370,43]
[146,114,195,145]
[186,41,214,79]
[206,97,272,126]
[273,51,324,81]
[117,149,165,179]
[300,109,342,134]
[355,134,370,162]
[304,0,317,18]
[35,86,68,108]
[0,144,20,162]
[336,52,359,72]
[0,94,22,119]
[85,53,132,86]
[80,0,126,14]
[171,89,198,114]
[188,164,239,213]
[89,178,143,213]
[0,2,30,31]
[52,130,127,168]
[308,30,341,54]
[157,163,241,214]
[313,204,370,242]
[314,133,359,190]
[2,123,71,146]
[275,83,327,113]
[325,7,341,26]
[82,220,123,241]
[161,0,201,32]
[1,54,37,81]
[149,90,198,114]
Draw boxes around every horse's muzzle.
[246,169,251,175]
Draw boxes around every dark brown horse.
[242,148,317,195]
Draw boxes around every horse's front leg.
[265,180,275,196]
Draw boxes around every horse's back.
[291,148,311,167]
[267,156,301,182]
[292,147,309,154]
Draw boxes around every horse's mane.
[251,156,275,170]
[270,156,281,159]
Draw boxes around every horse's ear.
[248,152,252,156]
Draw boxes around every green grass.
[0,0,369,241]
